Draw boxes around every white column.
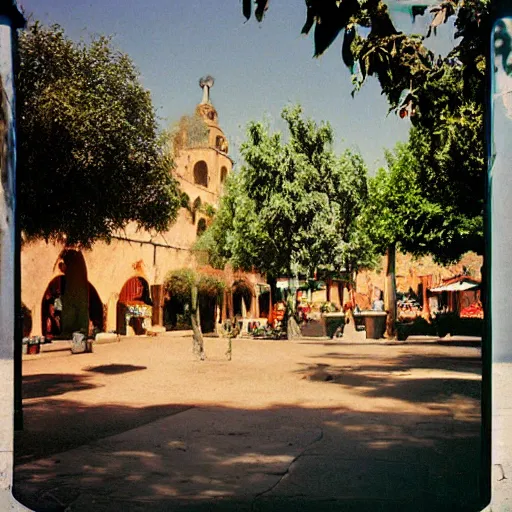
[0,15,17,493]
[0,8,32,509]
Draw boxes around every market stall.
[118,302,153,335]
[429,277,481,316]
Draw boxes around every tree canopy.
[241,0,488,263]
[17,22,181,247]
[364,141,482,263]
[197,105,376,281]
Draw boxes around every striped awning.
[430,281,479,292]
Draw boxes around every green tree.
[197,105,376,338]
[364,140,481,336]
[364,143,427,336]
[163,269,225,360]
[241,0,488,264]
[17,22,181,247]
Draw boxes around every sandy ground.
[13,334,484,511]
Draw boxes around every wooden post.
[221,289,227,322]
[420,275,432,319]
[337,281,344,307]
[253,288,260,318]
[150,284,164,326]
[385,244,397,338]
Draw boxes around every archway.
[116,276,152,335]
[193,160,208,187]
[232,280,253,318]
[220,166,228,183]
[196,218,207,236]
[41,275,64,338]
[41,250,89,338]
[163,294,189,331]
[199,294,217,333]
[258,290,270,318]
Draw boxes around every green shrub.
[324,315,345,338]
[433,312,483,337]
[164,268,226,305]
[320,302,338,313]
[197,274,226,300]
[164,268,197,304]
[396,313,483,340]
[396,316,437,340]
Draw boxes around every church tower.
[172,76,233,233]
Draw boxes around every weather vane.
[199,75,215,104]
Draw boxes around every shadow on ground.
[84,364,148,375]
[22,373,101,400]
[297,339,482,348]
[297,350,481,404]
[15,400,192,465]
[306,350,482,375]
[13,401,485,512]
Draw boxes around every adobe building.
[21,77,267,339]
[305,251,482,314]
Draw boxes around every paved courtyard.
[13,334,484,511]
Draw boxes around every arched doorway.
[41,250,90,338]
[232,280,253,318]
[163,294,189,331]
[117,277,152,335]
[41,275,65,338]
[258,290,270,318]
[199,294,217,333]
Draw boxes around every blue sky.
[19,0,456,173]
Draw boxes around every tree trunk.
[385,243,397,339]
[267,276,277,306]
[286,290,302,339]
[286,275,302,339]
[337,281,344,307]
[287,315,302,339]
[190,284,205,360]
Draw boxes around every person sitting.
[45,303,59,342]
[372,294,385,311]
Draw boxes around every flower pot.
[27,343,40,355]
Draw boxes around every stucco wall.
[174,148,231,205]
[21,213,204,336]
[21,97,238,336]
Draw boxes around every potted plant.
[27,337,40,355]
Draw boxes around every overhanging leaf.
[314,16,343,57]
[342,26,356,70]
[411,5,428,23]
[255,0,270,22]
[243,0,251,21]
[302,3,315,35]
[313,0,359,57]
